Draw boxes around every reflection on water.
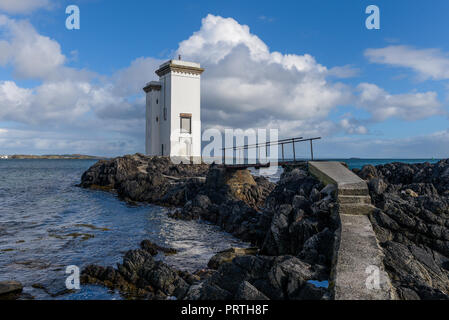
[0,159,248,300]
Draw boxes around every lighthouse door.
[179,137,192,157]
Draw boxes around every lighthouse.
[143,59,204,164]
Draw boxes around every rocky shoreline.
[75,154,449,300]
[79,154,337,300]
[355,161,449,300]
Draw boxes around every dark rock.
[140,239,177,255]
[0,281,23,298]
[356,160,449,299]
[81,247,190,299]
[368,178,387,195]
[31,278,74,297]
[207,247,259,269]
[358,165,378,181]
[196,255,328,300]
[261,171,336,259]
[235,281,269,300]
[79,154,209,205]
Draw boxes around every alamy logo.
[365,265,381,290]
[66,5,80,30]
[365,5,380,30]
[65,265,80,290]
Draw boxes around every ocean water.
[0,158,441,300]
[332,158,441,170]
[0,159,248,300]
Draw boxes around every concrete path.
[308,161,395,300]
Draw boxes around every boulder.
[356,160,449,299]
[82,247,190,299]
[140,239,177,255]
[0,281,23,296]
[369,178,387,195]
[207,247,259,269]
[235,281,269,300]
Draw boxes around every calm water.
[333,158,441,170]
[0,158,440,300]
[0,159,248,300]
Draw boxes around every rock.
[235,281,269,300]
[82,247,191,299]
[369,178,387,195]
[358,165,378,181]
[204,166,274,209]
[356,160,449,299]
[261,171,336,258]
[184,282,232,300]
[0,281,23,296]
[79,154,209,205]
[140,239,177,255]
[31,278,74,297]
[320,184,336,197]
[207,247,259,269]
[193,194,211,210]
[198,255,328,300]
[403,189,419,198]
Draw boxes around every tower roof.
[155,59,204,77]
[143,81,161,93]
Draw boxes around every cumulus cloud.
[339,118,368,135]
[356,83,443,121]
[0,13,446,156]
[0,14,160,128]
[0,0,51,14]
[365,45,449,80]
[177,14,352,134]
[0,14,94,81]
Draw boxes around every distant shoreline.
[1,155,108,160]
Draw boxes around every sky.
[0,0,448,158]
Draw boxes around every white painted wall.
[145,60,203,163]
[170,71,201,161]
[145,82,161,156]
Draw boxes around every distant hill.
[7,154,108,160]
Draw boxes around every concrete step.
[338,195,372,205]
[338,187,369,196]
[339,203,377,216]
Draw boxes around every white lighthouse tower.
[143,58,204,164]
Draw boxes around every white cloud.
[357,83,443,121]
[339,118,368,135]
[328,65,360,78]
[178,14,352,134]
[0,13,446,157]
[0,14,73,80]
[0,0,51,14]
[365,45,449,80]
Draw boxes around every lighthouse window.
[156,99,158,104]
[164,107,167,121]
[180,114,191,134]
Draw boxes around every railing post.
[257,144,260,164]
[292,138,296,162]
[310,139,314,161]
[281,143,284,162]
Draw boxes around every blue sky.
[0,0,448,158]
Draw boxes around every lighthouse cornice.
[155,60,205,77]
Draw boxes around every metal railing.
[221,136,321,165]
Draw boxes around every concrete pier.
[308,161,396,300]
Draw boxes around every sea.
[0,158,441,299]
